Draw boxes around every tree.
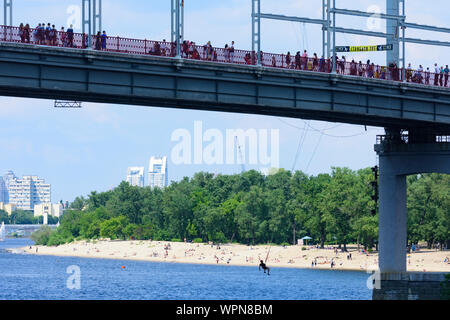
[70,196,87,210]
[303,174,331,248]
[10,210,35,224]
[31,226,53,245]
[34,168,448,250]
[106,182,144,224]
[407,174,450,249]
[100,216,128,240]
[320,168,359,251]
[162,178,194,239]
[0,210,9,223]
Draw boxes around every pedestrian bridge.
[0,42,449,131]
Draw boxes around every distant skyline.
[1,0,449,202]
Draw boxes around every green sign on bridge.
[336,44,394,53]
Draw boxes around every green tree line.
[0,209,59,225]
[32,169,449,250]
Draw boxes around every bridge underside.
[0,42,449,131]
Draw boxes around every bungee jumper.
[258,245,271,275]
[259,260,270,275]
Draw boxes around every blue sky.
[1,0,449,203]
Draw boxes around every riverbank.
[20,240,450,272]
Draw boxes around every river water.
[0,238,372,300]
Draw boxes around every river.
[0,238,373,300]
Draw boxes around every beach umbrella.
[301,236,312,245]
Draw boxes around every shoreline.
[16,247,369,273]
[16,240,450,273]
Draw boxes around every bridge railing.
[1,25,449,90]
[377,133,450,144]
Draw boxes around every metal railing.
[1,24,450,90]
[377,134,450,145]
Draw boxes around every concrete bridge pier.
[373,129,450,299]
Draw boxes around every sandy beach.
[18,240,450,273]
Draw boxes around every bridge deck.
[0,42,449,130]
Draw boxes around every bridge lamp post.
[252,0,331,67]
[251,0,261,66]
[331,0,336,74]
[82,0,102,50]
[171,0,183,59]
[3,0,12,26]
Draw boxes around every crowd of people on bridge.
[10,22,450,89]
[17,22,108,50]
[277,49,449,87]
[404,63,450,87]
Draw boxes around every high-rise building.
[0,177,6,203]
[148,156,168,189]
[8,175,51,211]
[126,167,145,187]
[2,170,16,204]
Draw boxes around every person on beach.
[259,260,270,275]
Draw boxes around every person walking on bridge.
[95,31,102,50]
[444,65,449,87]
[434,63,440,86]
[67,24,74,48]
[295,51,301,70]
[101,31,107,51]
[425,67,431,85]
[60,27,66,47]
[285,52,291,68]
[301,50,308,70]
[229,41,235,63]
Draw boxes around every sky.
[1,0,449,203]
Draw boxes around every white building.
[34,203,63,219]
[8,175,51,211]
[148,156,168,189]
[126,167,145,187]
[0,202,17,215]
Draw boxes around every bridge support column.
[374,131,450,299]
[378,158,407,273]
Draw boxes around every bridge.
[4,224,57,237]
[0,41,449,130]
[1,0,449,299]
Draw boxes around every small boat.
[0,222,5,241]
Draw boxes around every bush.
[171,238,182,242]
[99,216,128,240]
[153,229,171,241]
[301,247,307,251]
[193,238,203,243]
[30,226,53,245]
